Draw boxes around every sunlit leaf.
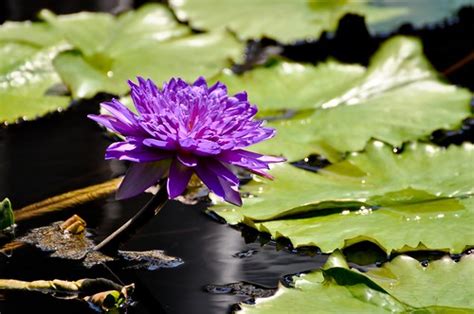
[170,0,470,43]
[39,4,191,57]
[256,197,474,254]
[170,0,407,43]
[215,61,366,114]
[215,36,472,161]
[365,254,474,309]
[46,4,244,98]
[0,42,71,123]
[39,9,115,57]
[0,20,62,47]
[54,31,244,98]
[213,142,474,253]
[239,252,474,313]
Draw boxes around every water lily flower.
[88,77,285,206]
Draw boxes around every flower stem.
[93,181,168,255]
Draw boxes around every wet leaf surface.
[45,4,244,98]
[365,254,474,309]
[0,20,62,46]
[0,41,71,123]
[213,141,474,253]
[170,0,470,43]
[215,36,472,161]
[238,251,474,313]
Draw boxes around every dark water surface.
[0,103,327,314]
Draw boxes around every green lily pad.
[213,141,474,253]
[256,197,474,254]
[215,60,366,114]
[0,20,62,47]
[215,36,472,161]
[39,10,115,57]
[0,42,71,123]
[0,198,14,230]
[54,31,244,98]
[365,254,474,309]
[39,4,190,57]
[169,0,405,43]
[0,19,70,123]
[170,0,470,43]
[46,4,244,98]
[239,251,474,313]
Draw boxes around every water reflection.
[0,102,327,313]
[0,102,125,208]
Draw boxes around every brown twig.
[0,241,24,254]
[442,51,474,76]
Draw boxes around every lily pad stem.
[93,180,168,254]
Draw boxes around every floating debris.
[16,215,183,270]
[119,250,184,270]
[0,277,134,313]
[204,281,276,302]
[83,250,115,268]
[232,249,258,259]
[19,218,92,260]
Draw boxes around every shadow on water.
[0,100,327,314]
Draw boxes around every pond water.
[0,1,473,313]
[0,102,327,313]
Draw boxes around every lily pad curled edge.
[238,251,474,313]
[212,141,474,254]
[213,36,472,162]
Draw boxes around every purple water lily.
[88,77,284,206]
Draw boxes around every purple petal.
[177,153,198,167]
[249,168,273,180]
[167,159,193,199]
[106,141,173,162]
[116,161,168,200]
[101,99,138,125]
[143,138,177,150]
[217,149,271,169]
[208,81,227,94]
[194,139,221,156]
[87,114,142,136]
[233,91,248,102]
[204,159,239,185]
[193,76,207,87]
[129,77,161,115]
[88,76,286,204]
[195,162,242,206]
[217,150,285,179]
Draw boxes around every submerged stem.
[15,178,122,222]
[93,181,169,255]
